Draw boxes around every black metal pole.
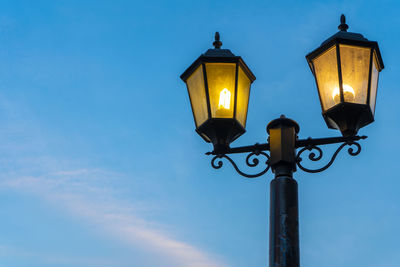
[267,115,300,267]
[269,171,299,267]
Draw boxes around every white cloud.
[0,170,226,267]
[0,95,226,267]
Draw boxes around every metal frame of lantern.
[180,32,256,153]
[306,15,384,136]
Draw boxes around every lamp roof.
[180,32,256,82]
[306,14,384,71]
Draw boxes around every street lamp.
[180,32,256,153]
[306,15,384,136]
[180,15,383,267]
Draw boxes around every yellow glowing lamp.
[216,88,232,117]
[218,88,231,110]
[306,15,384,136]
[180,32,256,152]
[332,84,355,104]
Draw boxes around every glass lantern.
[306,15,384,136]
[181,32,256,152]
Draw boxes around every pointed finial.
[338,14,349,32]
[213,32,222,49]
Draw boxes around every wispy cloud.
[0,95,226,267]
[0,168,226,267]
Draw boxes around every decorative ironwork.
[211,151,271,178]
[338,14,349,32]
[296,141,362,173]
[213,32,222,49]
[206,135,366,177]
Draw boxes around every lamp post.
[180,15,383,267]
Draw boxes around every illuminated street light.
[306,15,384,136]
[180,32,255,153]
[181,15,384,267]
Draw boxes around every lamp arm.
[295,135,367,148]
[206,142,269,156]
[206,135,366,156]
[295,138,365,173]
[206,134,367,177]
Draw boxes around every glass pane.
[369,52,379,114]
[340,44,371,104]
[205,63,236,118]
[186,65,208,127]
[236,66,251,127]
[312,45,339,111]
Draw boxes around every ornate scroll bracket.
[206,135,366,177]
[211,151,271,178]
[295,141,362,173]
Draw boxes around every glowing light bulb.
[332,84,355,104]
[218,88,231,110]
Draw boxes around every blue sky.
[0,0,399,266]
